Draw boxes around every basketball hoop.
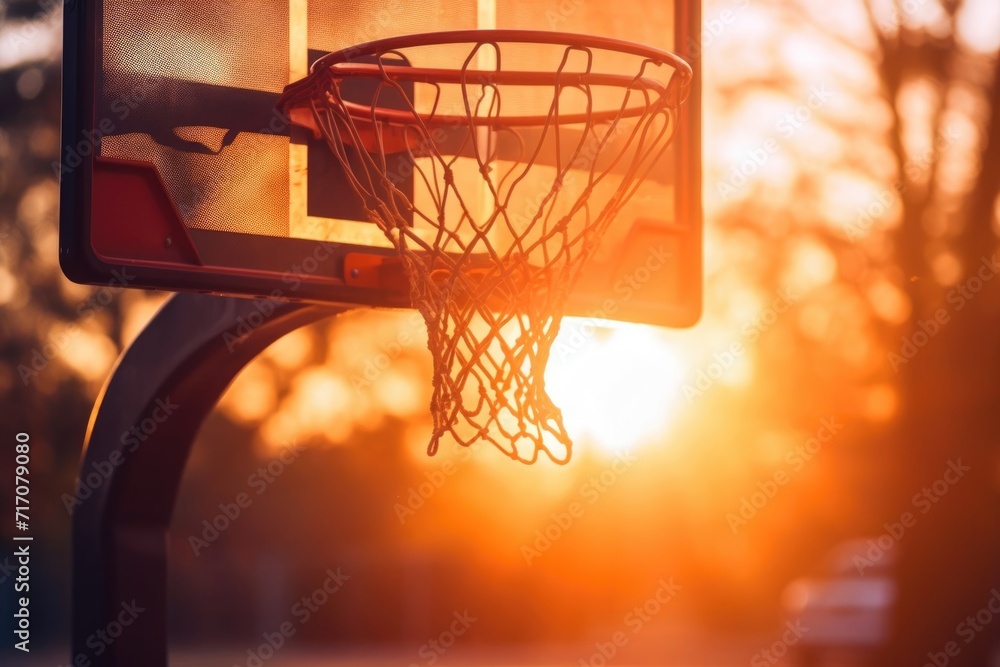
[278,30,692,464]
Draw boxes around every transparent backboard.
[60,0,701,326]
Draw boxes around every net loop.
[279,30,691,464]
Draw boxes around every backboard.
[60,0,701,327]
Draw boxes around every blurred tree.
[704,0,1000,659]
[858,1,1000,664]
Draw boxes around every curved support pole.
[71,293,343,666]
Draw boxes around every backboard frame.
[59,0,701,327]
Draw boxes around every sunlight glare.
[956,0,1000,54]
[284,368,359,442]
[546,322,685,456]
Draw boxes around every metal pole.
[71,293,342,666]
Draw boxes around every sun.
[546,320,687,457]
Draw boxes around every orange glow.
[786,240,838,290]
[58,327,117,382]
[262,328,314,371]
[866,278,912,324]
[119,294,169,347]
[0,266,17,306]
[110,30,233,86]
[546,321,686,456]
[15,0,1000,659]
[864,383,899,422]
[218,361,278,424]
[290,368,357,429]
[371,367,426,418]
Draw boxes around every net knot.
[283,33,689,465]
